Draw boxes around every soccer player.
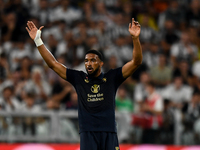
[26,18,142,150]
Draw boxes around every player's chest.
[76,77,114,102]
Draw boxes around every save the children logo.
[91,84,100,93]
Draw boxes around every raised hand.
[26,21,44,40]
[129,18,141,39]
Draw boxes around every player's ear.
[100,61,104,67]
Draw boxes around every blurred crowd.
[0,0,200,144]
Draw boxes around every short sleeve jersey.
[66,67,126,133]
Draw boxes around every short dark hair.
[85,50,103,61]
[3,86,14,93]
[146,81,155,88]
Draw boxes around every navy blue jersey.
[66,67,126,133]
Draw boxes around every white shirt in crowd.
[161,84,193,103]
[170,43,198,59]
[50,7,82,24]
[0,97,21,112]
[192,60,200,79]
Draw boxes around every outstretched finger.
[132,18,135,26]
[129,23,131,29]
[30,21,37,28]
[137,24,141,28]
[39,26,44,31]
[27,22,32,30]
[29,21,35,29]
[26,27,30,33]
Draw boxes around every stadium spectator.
[19,56,32,81]
[160,19,180,46]
[162,76,193,109]
[49,0,82,25]
[133,81,163,144]
[104,55,119,72]
[158,0,185,29]
[138,13,158,43]
[0,53,10,83]
[21,92,42,112]
[9,39,32,71]
[43,20,68,43]
[141,81,164,116]
[22,116,36,136]
[115,86,133,143]
[159,99,174,144]
[0,67,22,98]
[43,99,61,111]
[192,60,200,79]
[24,66,51,103]
[182,91,200,122]
[0,85,21,112]
[170,31,198,68]
[188,25,200,57]
[149,54,172,88]
[185,0,200,27]
[133,72,150,112]
[142,42,160,68]
[66,90,78,110]
[51,72,72,104]
[105,35,132,65]
[1,12,20,42]
[173,60,195,86]
[92,1,113,27]
[116,86,133,113]
[30,0,51,26]
[82,2,93,21]
[35,117,49,136]
[181,91,200,145]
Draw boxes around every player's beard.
[87,65,100,77]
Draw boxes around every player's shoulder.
[67,68,87,80]
[67,68,85,74]
[105,67,122,76]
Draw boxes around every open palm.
[129,18,141,39]
[26,21,44,40]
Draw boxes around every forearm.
[132,37,143,65]
[52,91,68,102]
[26,21,67,79]
[37,44,57,68]
[38,85,48,100]
[121,37,143,78]
[150,109,163,115]
[52,87,71,102]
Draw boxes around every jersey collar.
[87,72,104,80]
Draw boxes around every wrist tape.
[34,30,43,47]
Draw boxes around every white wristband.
[34,30,43,47]
[34,38,43,47]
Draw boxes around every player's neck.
[89,69,102,78]
[94,69,101,78]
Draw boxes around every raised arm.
[122,18,143,78]
[26,21,67,79]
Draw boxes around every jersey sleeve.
[112,67,126,87]
[66,68,79,86]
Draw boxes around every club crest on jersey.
[84,77,89,83]
[85,79,89,83]
[91,84,100,93]
[102,78,107,82]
